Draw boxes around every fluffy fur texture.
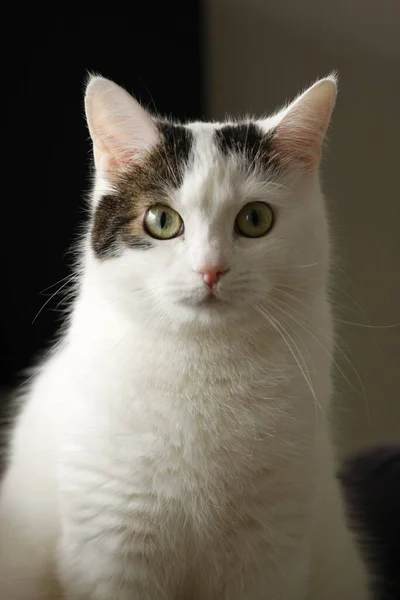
[0,75,369,599]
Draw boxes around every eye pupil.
[160,211,167,229]
[250,210,258,227]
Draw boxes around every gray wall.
[208,0,400,455]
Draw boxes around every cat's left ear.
[269,74,338,171]
[85,75,159,173]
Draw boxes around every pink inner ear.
[85,77,160,174]
[273,109,325,169]
[271,80,336,171]
[94,128,158,174]
[104,154,131,171]
[99,144,147,171]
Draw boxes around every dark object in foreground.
[339,444,400,600]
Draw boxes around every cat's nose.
[197,266,229,288]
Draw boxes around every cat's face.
[85,77,336,328]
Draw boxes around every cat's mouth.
[200,294,220,305]
[177,290,225,309]
[196,291,228,309]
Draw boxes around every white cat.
[0,75,369,599]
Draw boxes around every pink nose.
[197,267,228,288]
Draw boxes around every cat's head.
[84,75,337,329]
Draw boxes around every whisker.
[265,294,369,421]
[31,279,74,324]
[39,273,77,294]
[254,303,322,418]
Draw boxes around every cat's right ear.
[85,76,159,173]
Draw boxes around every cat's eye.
[143,204,183,240]
[235,202,274,238]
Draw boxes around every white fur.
[0,76,369,599]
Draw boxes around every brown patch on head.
[215,123,279,175]
[91,122,193,259]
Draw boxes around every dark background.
[2,3,204,388]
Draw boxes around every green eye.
[144,204,183,240]
[235,202,274,238]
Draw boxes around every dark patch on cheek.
[90,122,194,259]
[121,232,153,251]
[91,195,153,258]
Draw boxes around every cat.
[0,74,369,600]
